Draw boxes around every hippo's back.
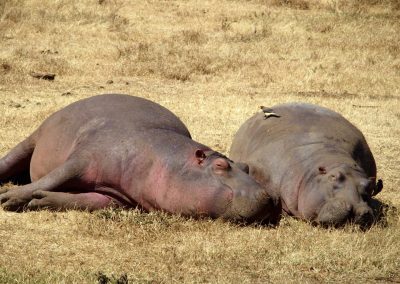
[259,102,364,142]
[41,94,191,138]
[231,103,367,160]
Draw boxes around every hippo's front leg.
[0,158,86,211]
[26,191,117,211]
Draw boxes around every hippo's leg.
[0,158,86,211]
[26,191,116,211]
[0,136,35,187]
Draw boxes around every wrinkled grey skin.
[0,94,281,224]
[230,103,383,228]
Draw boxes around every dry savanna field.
[0,0,399,283]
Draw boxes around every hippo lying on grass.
[230,103,383,228]
[0,94,281,224]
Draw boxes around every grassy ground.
[0,0,399,283]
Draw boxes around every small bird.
[260,106,281,119]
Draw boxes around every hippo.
[0,94,281,224]
[230,102,383,228]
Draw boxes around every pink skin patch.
[137,158,234,217]
[69,192,115,210]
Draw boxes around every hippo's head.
[301,164,382,228]
[172,149,281,225]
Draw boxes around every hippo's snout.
[317,198,374,228]
[222,187,281,225]
[316,198,351,226]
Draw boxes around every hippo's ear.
[236,162,249,174]
[195,149,207,164]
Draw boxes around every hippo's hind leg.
[27,191,116,211]
[0,158,87,211]
[0,135,36,187]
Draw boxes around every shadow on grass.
[369,197,397,228]
[97,272,128,284]
[0,170,32,187]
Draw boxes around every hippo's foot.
[27,191,115,211]
[0,187,35,212]
[1,158,90,211]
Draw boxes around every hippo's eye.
[212,158,231,173]
[318,167,327,174]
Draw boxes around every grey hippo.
[230,102,383,227]
[0,94,281,224]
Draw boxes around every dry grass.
[0,0,399,283]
